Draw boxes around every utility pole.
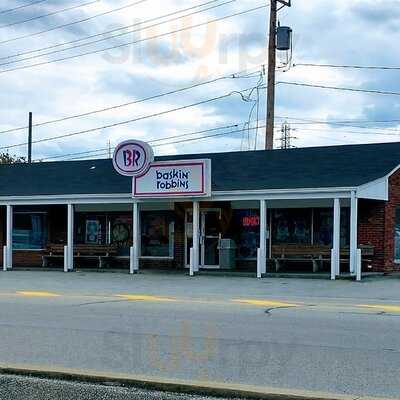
[28,112,33,163]
[265,0,292,150]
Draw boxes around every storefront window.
[13,212,47,250]
[313,208,350,247]
[75,213,107,245]
[232,210,260,259]
[111,215,132,250]
[141,211,174,257]
[273,209,311,244]
[314,209,333,245]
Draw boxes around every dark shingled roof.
[0,142,400,197]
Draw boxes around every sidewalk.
[1,270,399,303]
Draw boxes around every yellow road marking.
[358,304,400,313]
[232,299,299,308]
[116,294,176,302]
[16,291,60,298]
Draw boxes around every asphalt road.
[0,271,399,399]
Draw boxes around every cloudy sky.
[0,0,399,161]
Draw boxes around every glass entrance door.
[185,209,221,269]
[201,210,221,268]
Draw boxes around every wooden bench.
[271,244,374,273]
[42,244,118,268]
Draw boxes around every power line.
[0,0,224,62]
[276,115,400,125]
[293,126,400,137]
[0,66,261,135]
[0,0,47,15]
[38,123,241,161]
[0,0,99,30]
[0,0,149,46]
[293,63,400,71]
[61,124,268,161]
[0,87,255,151]
[0,0,234,68]
[67,122,400,161]
[0,5,267,74]
[277,81,400,96]
[275,116,400,132]
[42,117,399,162]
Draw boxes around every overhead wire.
[0,86,257,151]
[0,0,234,68]
[0,0,47,15]
[0,0,149,45]
[59,124,269,161]
[37,123,242,161]
[0,4,267,74]
[293,63,400,71]
[0,66,262,135]
[277,81,400,96]
[275,116,400,132]
[0,0,224,62]
[289,126,400,137]
[0,0,99,30]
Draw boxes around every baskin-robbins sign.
[133,159,211,198]
[112,139,154,177]
[113,140,211,198]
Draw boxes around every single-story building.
[1,141,400,280]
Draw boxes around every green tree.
[0,152,26,164]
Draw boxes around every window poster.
[86,220,101,244]
[112,217,131,248]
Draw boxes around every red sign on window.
[242,216,260,227]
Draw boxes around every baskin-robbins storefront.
[1,140,400,280]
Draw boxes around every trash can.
[218,239,237,269]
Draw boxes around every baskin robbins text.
[156,169,190,190]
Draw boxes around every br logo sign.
[112,140,154,177]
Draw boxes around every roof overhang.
[357,164,400,201]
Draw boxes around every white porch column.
[350,191,358,276]
[192,201,200,273]
[258,199,267,278]
[331,198,341,280]
[67,204,74,271]
[131,202,140,274]
[5,205,13,270]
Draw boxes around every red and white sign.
[242,215,260,227]
[133,160,211,198]
[112,140,154,177]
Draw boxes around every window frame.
[394,208,400,264]
[12,211,48,251]
[140,211,175,260]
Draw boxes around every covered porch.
[0,188,365,280]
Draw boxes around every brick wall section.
[383,170,400,271]
[358,169,400,272]
[358,199,385,271]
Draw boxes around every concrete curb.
[0,364,396,400]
